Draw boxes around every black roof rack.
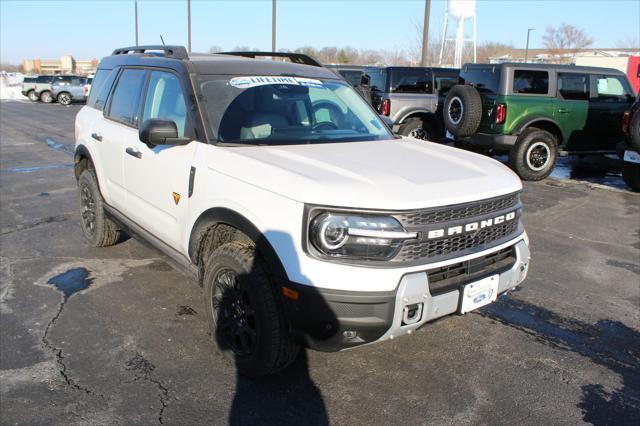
[111,45,189,60]
[219,51,323,67]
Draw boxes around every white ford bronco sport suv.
[74,46,531,377]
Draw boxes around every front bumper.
[281,239,530,351]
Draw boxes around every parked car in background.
[621,95,640,191]
[51,75,88,105]
[443,63,635,180]
[361,66,459,141]
[326,65,366,88]
[35,75,85,103]
[20,76,39,101]
[83,75,93,98]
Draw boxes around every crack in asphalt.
[41,268,105,398]
[1,214,71,236]
[126,352,170,425]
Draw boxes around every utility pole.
[187,0,192,52]
[134,0,139,46]
[420,0,431,66]
[272,0,277,52]
[524,28,535,63]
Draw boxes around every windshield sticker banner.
[230,76,323,89]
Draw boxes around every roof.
[98,46,340,80]
[463,62,627,75]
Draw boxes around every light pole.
[187,0,192,52]
[134,0,139,46]
[420,0,431,66]
[524,28,535,63]
[272,0,277,52]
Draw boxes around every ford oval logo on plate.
[473,293,487,304]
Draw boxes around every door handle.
[91,132,103,141]
[556,108,569,114]
[125,147,142,159]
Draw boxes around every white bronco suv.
[74,46,531,377]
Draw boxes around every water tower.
[438,0,477,68]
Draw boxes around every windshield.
[198,76,393,145]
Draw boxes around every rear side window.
[435,76,458,96]
[106,69,147,126]
[366,69,387,92]
[513,70,549,95]
[390,69,432,93]
[339,70,364,87]
[87,69,118,110]
[460,67,500,95]
[557,73,589,100]
[593,75,632,102]
[36,75,52,83]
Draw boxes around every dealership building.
[22,55,98,75]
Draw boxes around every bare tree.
[476,42,514,63]
[615,35,640,49]
[543,23,593,61]
[208,45,223,54]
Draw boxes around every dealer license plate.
[624,150,640,164]
[459,275,499,314]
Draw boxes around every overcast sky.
[1,0,638,64]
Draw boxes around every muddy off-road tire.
[509,128,558,181]
[78,170,121,247]
[203,242,299,377]
[443,85,482,138]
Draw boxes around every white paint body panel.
[76,104,526,293]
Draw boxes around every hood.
[208,138,522,210]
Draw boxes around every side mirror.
[379,115,394,128]
[139,119,190,147]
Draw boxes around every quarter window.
[88,69,118,110]
[107,69,146,126]
[141,71,188,137]
[594,75,631,102]
[557,73,589,100]
[513,70,549,95]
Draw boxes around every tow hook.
[402,303,423,325]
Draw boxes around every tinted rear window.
[87,69,118,110]
[513,70,549,95]
[390,69,431,93]
[106,68,147,126]
[23,77,36,83]
[557,73,589,100]
[460,67,500,95]
[339,70,364,87]
[365,69,387,92]
[36,75,53,83]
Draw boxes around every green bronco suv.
[443,63,636,180]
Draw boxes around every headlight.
[309,212,417,261]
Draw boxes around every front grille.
[396,193,518,227]
[426,246,516,296]
[395,219,518,262]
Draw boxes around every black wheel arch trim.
[74,144,96,180]
[513,116,564,141]
[398,110,438,125]
[188,207,289,281]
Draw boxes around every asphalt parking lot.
[1,100,638,425]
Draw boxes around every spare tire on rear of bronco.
[443,85,482,138]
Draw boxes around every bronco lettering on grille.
[426,211,516,240]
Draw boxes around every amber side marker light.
[282,286,300,300]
